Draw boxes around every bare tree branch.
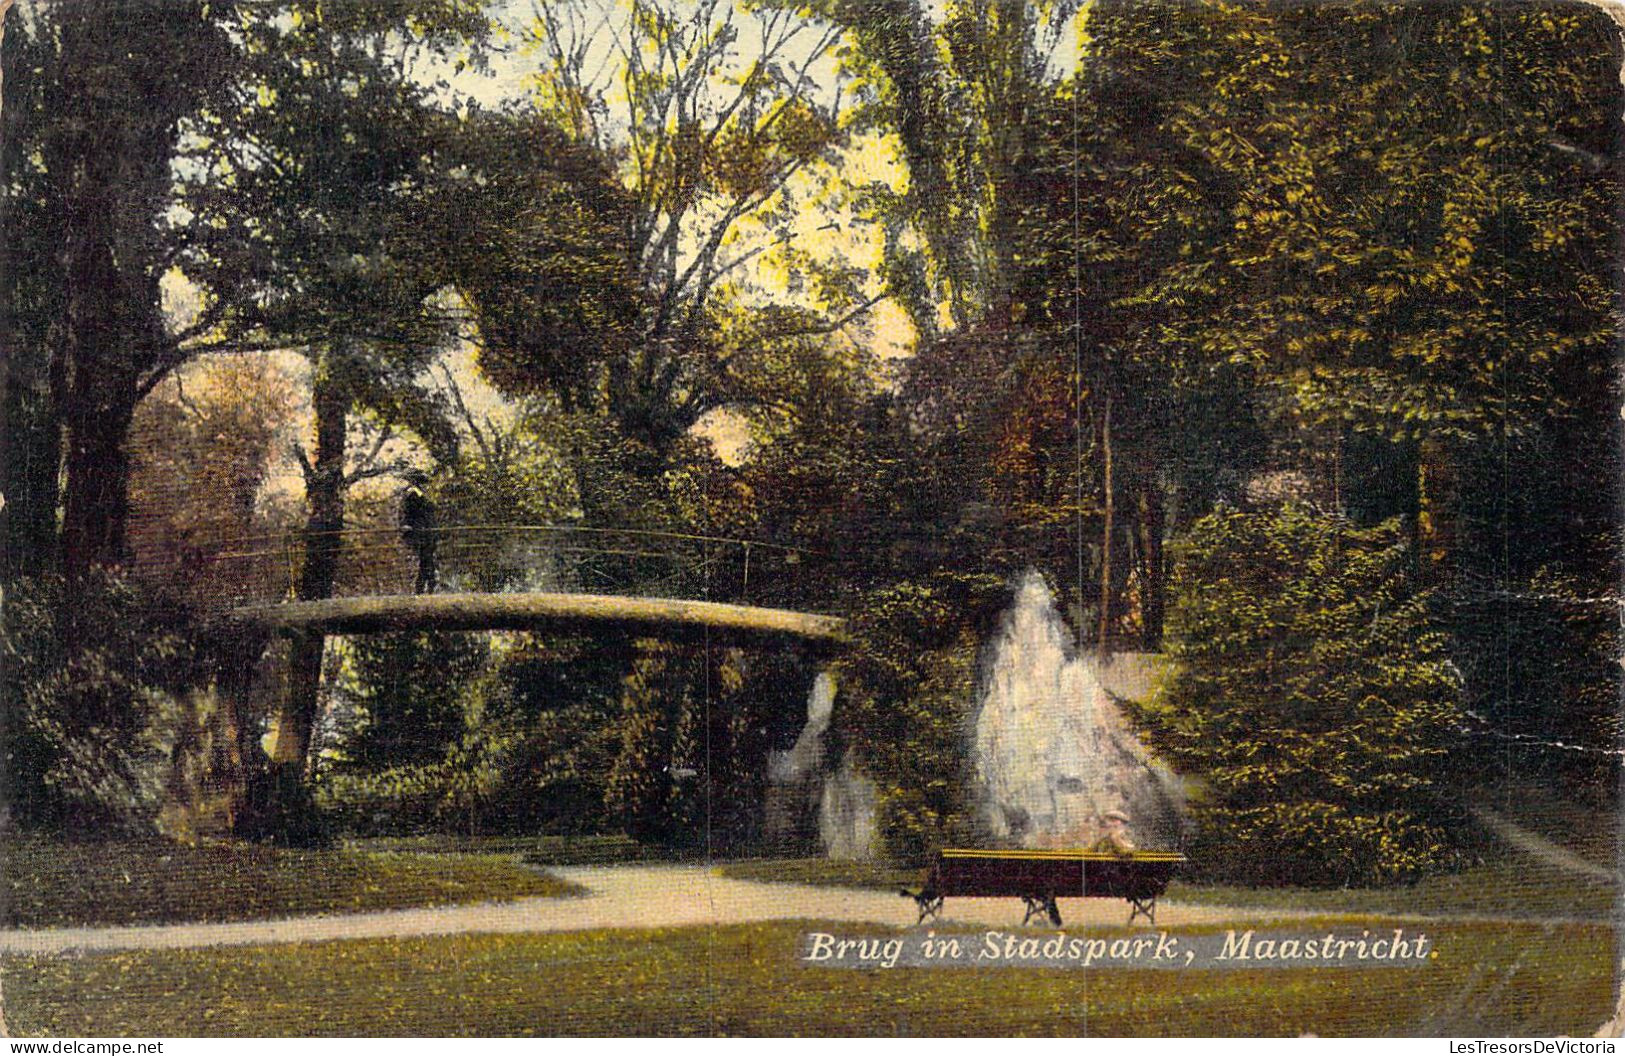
[344,418,396,485]
[436,359,493,462]
[292,442,316,486]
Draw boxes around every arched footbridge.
[132,522,849,645]
[128,523,850,774]
[229,590,846,644]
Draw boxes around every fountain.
[972,570,1185,849]
[818,753,879,860]
[762,670,881,859]
[766,570,1182,860]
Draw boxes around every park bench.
[901,848,1187,927]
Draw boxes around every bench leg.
[1127,897,1156,926]
[903,891,944,925]
[1020,896,1062,927]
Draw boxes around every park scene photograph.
[1,0,1622,1038]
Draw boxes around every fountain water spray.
[973,570,1185,849]
[763,671,879,859]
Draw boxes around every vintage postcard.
[1,0,1621,1040]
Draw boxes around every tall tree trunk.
[1097,394,1114,654]
[60,391,135,579]
[207,626,272,835]
[1136,476,1166,651]
[836,0,961,335]
[0,0,12,115]
[0,385,63,578]
[49,5,178,579]
[269,368,347,768]
[57,193,141,578]
[40,1,226,579]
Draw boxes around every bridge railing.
[126,523,822,612]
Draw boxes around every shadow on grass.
[717,853,1616,924]
[1,917,1610,1036]
[0,834,580,929]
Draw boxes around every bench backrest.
[930,849,1185,900]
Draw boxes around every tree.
[732,348,906,605]
[826,0,1083,335]
[344,631,488,770]
[819,1,1256,650]
[889,0,1621,649]
[1079,2,1622,798]
[832,570,1009,860]
[601,639,785,849]
[604,640,707,844]
[0,2,66,578]
[506,0,881,457]
[427,370,584,591]
[179,1,491,774]
[1,570,217,835]
[1096,3,1622,555]
[480,633,631,835]
[125,355,302,605]
[2,1,237,577]
[1142,505,1467,886]
[432,109,642,432]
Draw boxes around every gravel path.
[1468,806,1618,883]
[0,864,1296,956]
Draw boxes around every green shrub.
[1140,505,1468,886]
[832,571,1007,862]
[320,634,633,839]
[602,641,703,844]
[344,631,489,771]
[316,760,461,837]
[600,641,801,851]
[486,635,629,837]
[1,572,211,836]
[319,655,518,837]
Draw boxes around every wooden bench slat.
[902,848,1187,927]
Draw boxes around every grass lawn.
[354,832,693,866]
[0,835,579,929]
[1,917,1611,1036]
[719,857,921,891]
[1168,857,1615,921]
[720,855,1616,922]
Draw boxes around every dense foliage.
[603,642,787,851]
[832,572,1008,861]
[1142,506,1469,885]
[1,573,217,835]
[344,633,490,771]
[2,0,1618,882]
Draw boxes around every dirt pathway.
[0,864,1308,956]
[1469,806,1618,883]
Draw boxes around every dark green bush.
[832,571,1007,863]
[319,645,518,838]
[603,641,703,844]
[320,634,631,840]
[315,758,465,837]
[2,572,210,836]
[344,631,489,770]
[483,635,629,837]
[1139,505,1468,886]
[595,640,804,851]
